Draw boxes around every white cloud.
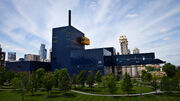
[126,14,138,18]
[160,27,171,33]
[163,37,170,40]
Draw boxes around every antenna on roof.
[68,10,71,26]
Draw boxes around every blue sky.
[0,0,180,65]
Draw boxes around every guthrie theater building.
[51,10,164,76]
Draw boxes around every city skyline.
[0,0,180,65]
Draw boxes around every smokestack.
[68,10,71,26]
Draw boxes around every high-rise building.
[133,48,140,54]
[39,44,47,61]
[25,54,40,61]
[49,48,52,62]
[8,52,16,62]
[119,36,130,54]
[119,36,132,76]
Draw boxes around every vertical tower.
[132,48,140,77]
[39,44,47,61]
[119,36,132,76]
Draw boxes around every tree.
[146,66,154,72]
[53,69,61,88]
[160,76,178,92]
[59,68,72,93]
[42,72,53,97]
[0,66,6,86]
[102,75,108,88]
[95,71,101,84]
[72,73,77,88]
[11,72,30,101]
[29,72,39,95]
[121,73,133,94]
[176,67,180,90]
[107,75,117,94]
[151,76,158,94]
[77,70,86,87]
[141,70,147,81]
[5,70,15,83]
[144,73,152,82]
[163,63,176,78]
[87,71,95,89]
[36,68,45,88]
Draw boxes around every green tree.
[29,72,39,95]
[163,63,176,78]
[11,72,30,101]
[95,71,101,84]
[36,68,45,88]
[0,66,6,86]
[42,72,53,97]
[106,74,117,94]
[72,73,77,88]
[160,76,178,92]
[146,66,154,72]
[144,73,152,81]
[77,70,86,87]
[151,77,158,94]
[53,69,61,87]
[141,70,147,81]
[176,67,180,90]
[59,68,72,93]
[121,73,133,94]
[87,71,95,89]
[5,70,15,83]
[102,75,108,88]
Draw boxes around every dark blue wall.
[6,61,51,72]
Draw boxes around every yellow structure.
[81,36,90,45]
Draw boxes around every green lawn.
[0,90,180,101]
[73,86,153,94]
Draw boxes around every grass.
[0,90,180,101]
[73,85,153,94]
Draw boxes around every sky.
[0,0,180,66]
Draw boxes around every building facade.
[39,44,47,61]
[51,10,164,76]
[8,52,16,62]
[25,54,40,61]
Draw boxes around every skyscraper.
[133,48,140,54]
[39,44,47,61]
[119,36,132,76]
[25,54,40,61]
[8,52,16,62]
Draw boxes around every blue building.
[39,44,47,61]
[51,10,164,76]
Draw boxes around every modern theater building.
[51,10,164,76]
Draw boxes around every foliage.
[115,75,121,81]
[11,72,30,101]
[163,63,176,78]
[144,73,152,81]
[42,72,54,96]
[35,68,45,87]
[53,69,61,87]
[5,70,15,83]
[59,68,72,92]
[121,73,133,94]
[86,71,95,88]
[102,75,108,88]
[77,70,86,87]
[0,66,6,86]
[151,77,158,92]
[72,73,77,88]
[141,70,147,81]
[160,76,178,92]
[95,71,101,83]
[106,74,117,94]
[146,66,160,72]
[176,67,180,90]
